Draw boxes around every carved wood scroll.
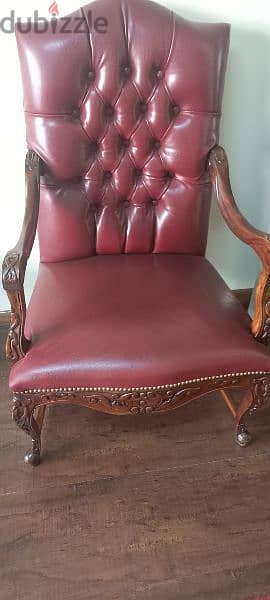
[2,150,42,361]
[12,372,270,463]
[12,373,266,418]
[209,146,270,344]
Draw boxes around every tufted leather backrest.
[16,0,230,260]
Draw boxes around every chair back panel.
[16,0,230,260]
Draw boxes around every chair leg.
[25,405,46,466]
[235,389,253,447]
[35,404,46,432]
[12,397,46,466]
[220,389,237,417]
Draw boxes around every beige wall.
[1,0,270,310]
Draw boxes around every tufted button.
[165,171,173,180]
[156,68,163,80]
[138,101,148,115]
[170,103,180,117]
[121,137,130,149]
[87,69,95,83]
[152,139,161,151]
[91,140,99,154]
[104,170,112,181]
[134,168,142,179]
[123,64,132,78]
[71,107,81,119]
[104,104,114,118]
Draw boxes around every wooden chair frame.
[2,146,270,465]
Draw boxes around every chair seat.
[9,255,270,392]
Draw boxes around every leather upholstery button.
[138,101,147,114]
[165,171,173,180]
[123,64,132,77]
[104,104,114,118]
[121,138,130,148]
[91,140,99,154]
[134,168,142,178]
[104,171,112,180]
[152,139,161,150]
[87,69,95,82]
[156,68,163,79]
[71,107,80,119]
[171,103,180,116]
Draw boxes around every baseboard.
[0,288,253,325]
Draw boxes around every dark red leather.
[9,256,270,391]
[16,0,230,259]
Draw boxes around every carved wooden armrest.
[2,150,42,361]
[209,145,270,343]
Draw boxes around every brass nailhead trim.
[18,371,269,395]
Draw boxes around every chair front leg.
[12,395,46,466]
[235,374,270,447]
[235,389,254,447]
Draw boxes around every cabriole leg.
[24,405,46,465]
[12,396,45,466]
[235,389,254,447]
[235,376,270,447]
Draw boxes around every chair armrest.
[2,150,42,361]
[209,145,270,343]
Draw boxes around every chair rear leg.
[220,389,237,417]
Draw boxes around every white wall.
[0,0,270,311]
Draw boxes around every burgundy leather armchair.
[3,0,270,466]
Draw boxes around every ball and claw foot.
[24,439,41,466]
[236,424,252,447]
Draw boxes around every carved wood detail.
[209,145,270,344]
[12,374,268,417]
[2,150,42,361]
[12,373,270,461]
[250,375,270,412]
[12,395,41,465]
[234,375,270,447]
[13,395,40,440]
[251,271,270,343]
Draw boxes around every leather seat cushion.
[9,255,270,391]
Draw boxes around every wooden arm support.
[2,150,42,361]
[209,145,270,343]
